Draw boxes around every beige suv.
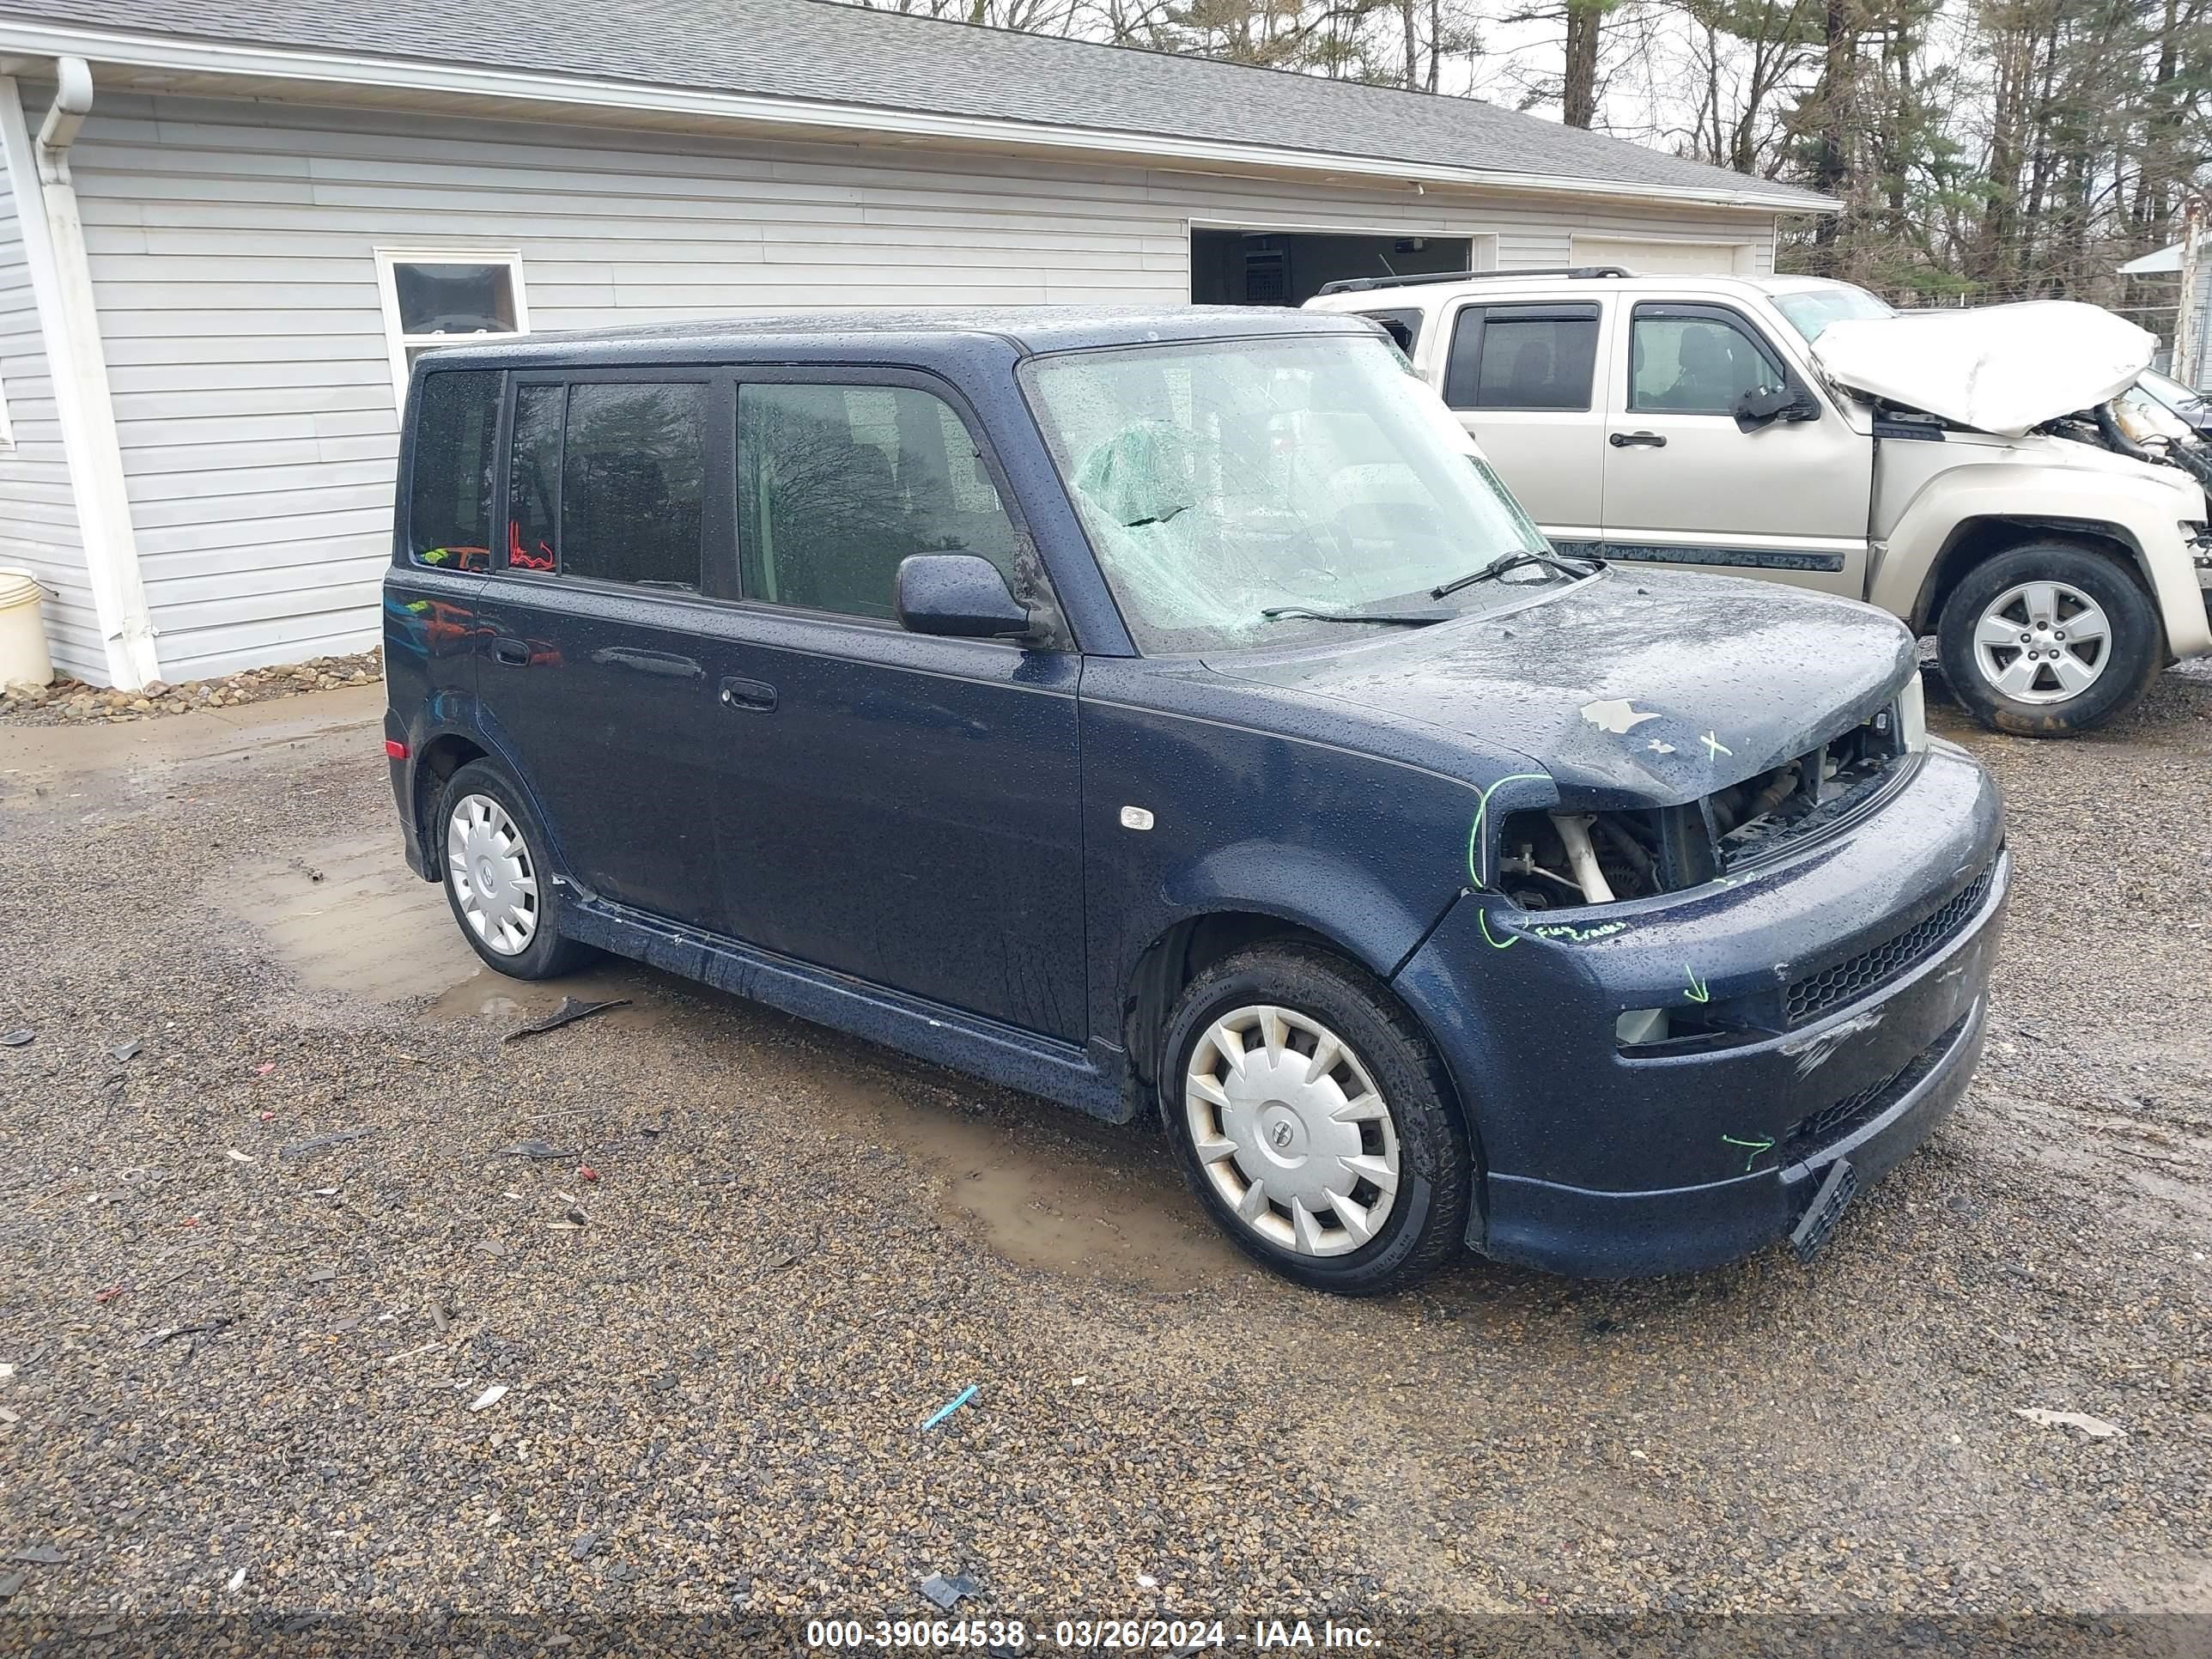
[1306,270,2212,735]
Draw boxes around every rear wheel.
[1936,541,2162,735]
[1159,943,1472,1296]
[437,761,598,980]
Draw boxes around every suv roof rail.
[1316,264,1638,296]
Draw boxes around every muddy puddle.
[1,685,387,808]
[811,1068,1247,1291]
[215,827,1241,1291]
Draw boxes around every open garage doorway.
[1191,228,1480,307]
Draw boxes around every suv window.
[738,382,1019,622]
[409,369,500,570]
[501,381,708,586]
[1630,304,1787,414]
[561,382,707,590]
[1443,304,1598,412]
[1356,307,1425,355]
[506,383,561,574]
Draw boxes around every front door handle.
[1610,430,1668,448]
[490,636,531,666]
[592,647,702,678]
[719,676,777,713]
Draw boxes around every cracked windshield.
[1024,333,1564,653]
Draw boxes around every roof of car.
[416,305,1383,368]
[0,0,1837,212]
[1310,271,1841,309]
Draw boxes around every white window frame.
[0,363,14,451]
[374,247,530,414]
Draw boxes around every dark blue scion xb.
[384,307,2007,1295]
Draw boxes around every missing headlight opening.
[1496,702,1910,909]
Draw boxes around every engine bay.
[1495,705,1910,908]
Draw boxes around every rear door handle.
[490,636,530,666]
[719,676,777,712]
[592,647,702,678]
[1609,430,1668,448]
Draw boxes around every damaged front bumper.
[1394,739,2007,1278]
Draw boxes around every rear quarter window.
[408,370,501,571]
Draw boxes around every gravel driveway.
[0,670,2207,1646]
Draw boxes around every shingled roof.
[0,0,1834,210]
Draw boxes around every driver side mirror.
[1734,384,1822,433]
[895,554,1036,641]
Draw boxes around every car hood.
[1812,301,2154,437]
[1206,570,1917,807]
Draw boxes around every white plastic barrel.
[0,567,54,690]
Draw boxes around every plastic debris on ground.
[0,1030,32,1048]
[503,996,629,1042]
[921,1385,979,1431]
[10,1546,69,1566]
[494,1139,578,1161]
[108,1040,140,1062]
[468,1384,509,1413]
[2014,1407,2124,1439]
[226,1567,246,1591]
[920,1573,981,1611]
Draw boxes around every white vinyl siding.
[0,155,97,680]
[66,91,1781,682]
[1570,234,1764,276]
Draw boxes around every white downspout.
[0,60,158,690]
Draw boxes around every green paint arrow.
[1721,1133,1776,1172]
[1684,963,1711,1003]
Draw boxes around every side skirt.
[558,892,1131,1122]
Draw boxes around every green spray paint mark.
[1701,731,1733,761]
[1465,772,1551,888]
[1479,909,1521,950]
[1528,920,1631,943]
[1721,1133,1777,1172]
[1684,963,1711,1003]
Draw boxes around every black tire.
[1158,942,1472,1297]
[1936,541,2163,736]
[434,760,599,981]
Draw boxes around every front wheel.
[1159,943,1473,1296]
[1936,542,2163,736]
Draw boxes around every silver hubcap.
[1972,580,2112,705]
[1183,1005,1401,1258]
[447,793,539,956]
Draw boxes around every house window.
[375,250,529,413]
[0,366,13,450]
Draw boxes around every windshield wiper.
[1430,549,1605,601]
[1261,605,1448,626]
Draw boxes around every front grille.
[1784,860,1996,1026]
[1781,1013,1966,1159]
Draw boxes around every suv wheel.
[1159,943,1471,1296]
[437,761,599,980]
[1936,541,2162,736]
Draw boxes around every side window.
[504,384,562,574]
[738,382,1020,622]
[1357,307,1425,355]
[1444,305,1598,411]
[1630,306,1788,415]
[560,383,707,590]
[408,370,500,570]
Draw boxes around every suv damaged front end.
[1351,577,2008,1277]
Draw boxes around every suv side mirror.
[1735,384,1822,433]
[896,554,1034,641]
